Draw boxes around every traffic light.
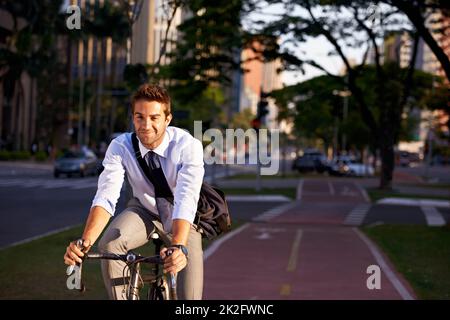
[251,118,261,130]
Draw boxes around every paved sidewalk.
[203,178,417,300]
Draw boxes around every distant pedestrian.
[31,141,38,155]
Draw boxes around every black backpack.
[131,133,231,240]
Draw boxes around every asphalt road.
[2,161,447,249]
[0,163,283,248]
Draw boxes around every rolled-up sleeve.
[91,140,125,216]
[172,138,204,224]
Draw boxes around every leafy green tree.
[0,0,67,150]
[231,108,255,130]
[166,0,244,125]
[252,0,439,189]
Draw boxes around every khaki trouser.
[98,198,203,300]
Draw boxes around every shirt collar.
[137,129,170,159]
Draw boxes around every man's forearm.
[81,206,112,245]
[171,219,191,246]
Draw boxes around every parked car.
[397,151,421,167]
[292,150,329,173]
[54,148,99,178]
[328,156,374,177]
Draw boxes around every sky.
[281,37,365,86]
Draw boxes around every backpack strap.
[131,133,174,201]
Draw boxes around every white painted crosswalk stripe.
[421,206,446,226]
[343,204,371,226]
[253,202,298,222]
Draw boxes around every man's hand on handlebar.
[160,246,187,274]
[64,239,91,266]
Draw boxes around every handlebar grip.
[66,239,84,276]
[166,249,178,300]
[66,239,86,292]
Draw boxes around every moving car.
[54,148,99,178]
[328,156,374,177]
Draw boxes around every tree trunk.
[379,135,395,190]
[377,78,402,190]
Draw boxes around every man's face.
[133,100,172,149]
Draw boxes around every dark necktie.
[146,151,173,233]
[146,151,161,170]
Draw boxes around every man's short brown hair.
[131,84,171,117]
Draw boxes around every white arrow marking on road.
[255,232,272,240]
[341,186,357,196]
[254,227,286,240]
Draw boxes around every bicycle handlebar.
[66,248,177,299]
[85,252,164,265]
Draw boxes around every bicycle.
[66,230,177,300]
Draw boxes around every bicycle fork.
[128,262,141,300]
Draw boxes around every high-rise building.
[380,10,450,156]
[131,0,186,65]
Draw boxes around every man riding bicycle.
[63,84,204,300]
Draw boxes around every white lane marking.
[353,228,415,300]
[296,179,304,200]
[287,229,303,272]
[203,224,250,261]
[377,198,450,208]
[328,181,335,195]
[421,206,446,226]
[354,181,370,202]
[227,195,290,202]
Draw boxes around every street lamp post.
[332,89,351,154]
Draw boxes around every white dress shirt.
[91,126,205,225]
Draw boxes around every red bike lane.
[203,178,416,300]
